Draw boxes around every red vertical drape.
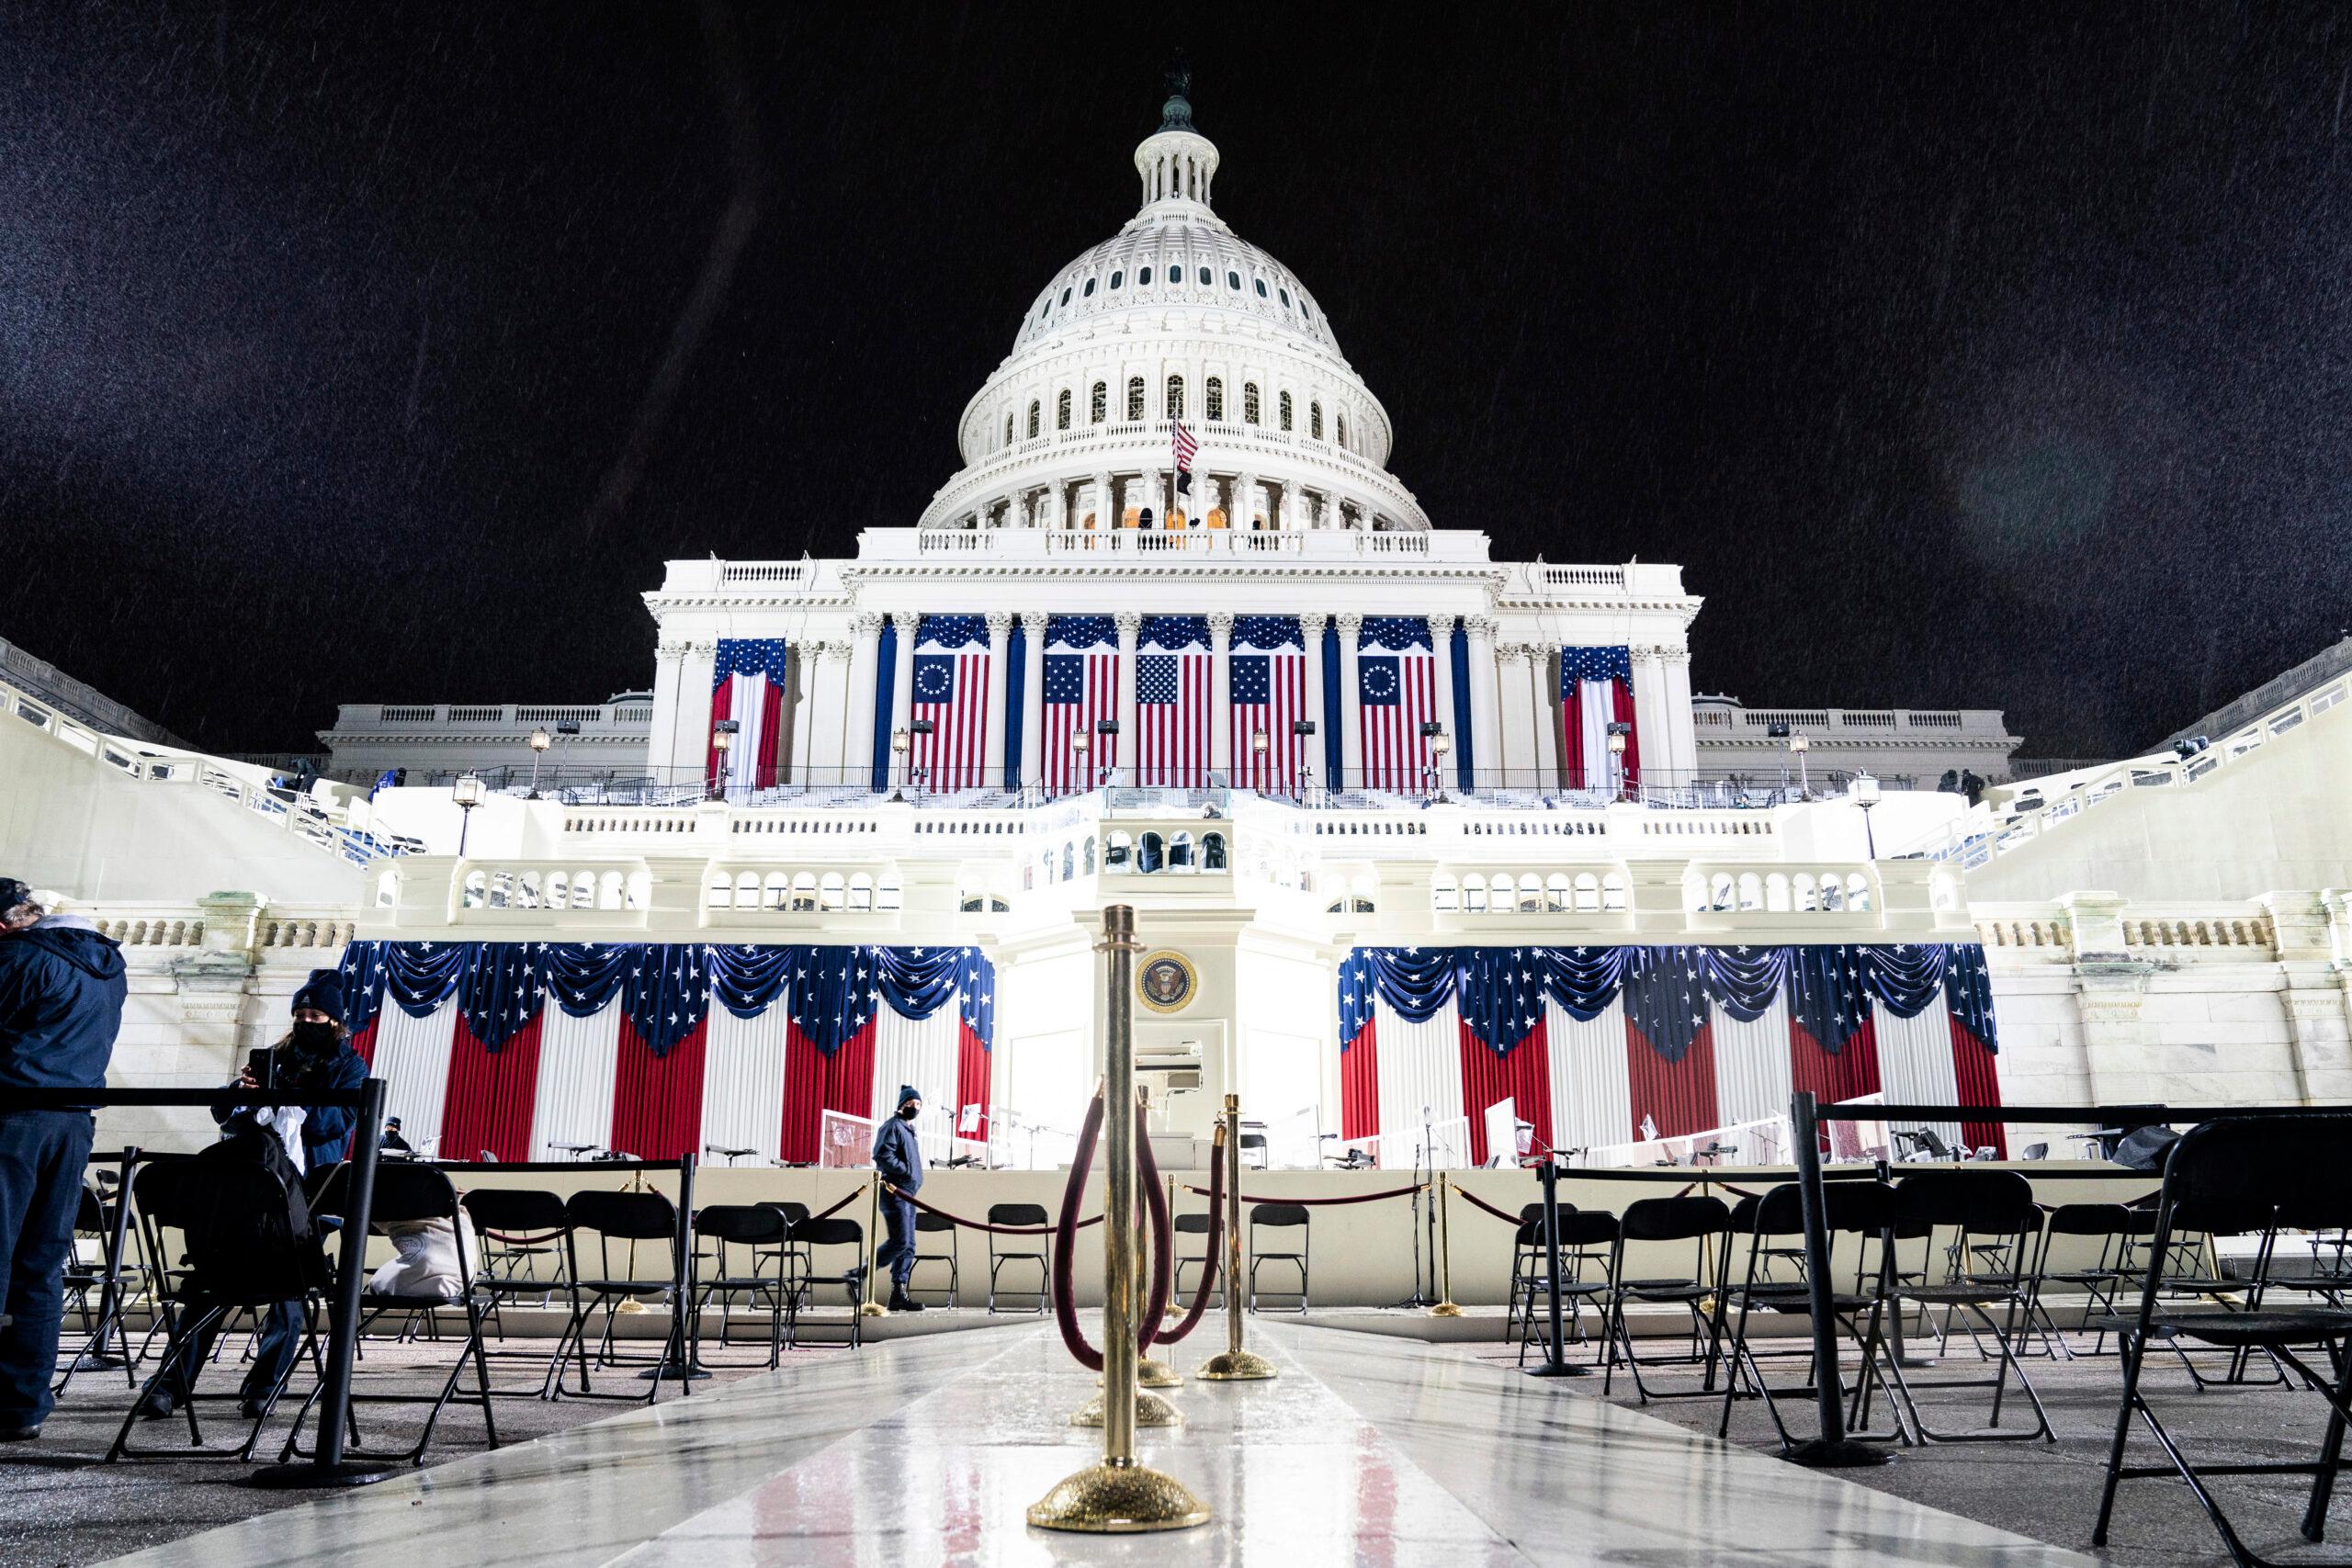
[1459,1018,1552,1165]
[1789,1017,1881,1154]
[1340,1018,1380,1142]
[955,1020,991,1144]
[758,676,786,789]
[1611,676,1642,796]
[611,1016,707,1161]
[781,1019,877,1167]
[705,679,733,789]
[1949,1012,2007,1157]
[1624,1021,1719,1140]
[441,1013,544,1164]
[349,1018,381,1070]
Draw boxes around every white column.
[1464,615,1500,795]
[647,639,687,778]
[1531,645,1560,790]
[1660,645,1699,781]
[1336,612,1363,790]
[888,611,918,784]
[1051,480,1070,531]
[1091,472,1112,529]
[1299,611,1328,789]
[1498,644,1535,786]
[810,642,851,783]
[790,645,820,785]
[982,611,1012,790]
[1235,472,1259,529]
[844,613,881,791]
[1019,610,1047,789]
[676,641,717,788]
[1114,612,1141,785]
[1427,614,1459,763]
[1208,612,1234,781]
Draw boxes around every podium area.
[109,1322,2084,1567]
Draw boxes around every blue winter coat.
[216,1040,369,1169]
[871,1112,924,1194]
[0,917,126,1094]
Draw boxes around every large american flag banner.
[910,615,989,793]
[1560,645,1640,795]
[1356,616,1439,794]
[1135,615,1211,788]
[1230,615,1306,794]
[1041,615,1118,796]
[709,638,790,796]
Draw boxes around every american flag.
[910,615,989,793]
[1171,420,1197,494]
[1355,616,1438,794]
[1135,615,1210,788]
[709,637,790,795]
[1229,615,1306,794]
[1041,615,1118,796]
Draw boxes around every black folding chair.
[1876,1169,2054,1444]
[549,1189,685,1403]
[790,1217,866,1348]
[279,1162,500,1464]
[56,1179,140,1393]
[1514,1208,1617,1366]
[765,1201,815,1305]
[690,1204,791,1368]
[1248,1204,1309,1312]
[107,1158,334,1462]
[910,1212,959,1307]
[2018,1201,2139,1360]
[460,1187,571,1308]
[986,1203,1049,1314]
[1173,1213,1223,1309]
[1600,1195,1734,1401]
[2094,1114,2352,1566]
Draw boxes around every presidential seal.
[1136,950,1197,1014]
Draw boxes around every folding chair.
[790,1217,866,1348]
[1247,1203,1309,1312]
[56,1179,140,1393]
[2094,1114,2352,1566]
[1173,1213,1223,1309]
[909,1211,959,1308]
[278,1162,500,1464]
[1600,1195,1734,1401]
[2018,1202,2138,1360]
[1714,1180,1906,1451]
[986,1203,1050,1314]
[1514,1208,1617,1366]
[766,1201,815,1305]
[459,1188,571,1307]
[107,1157,334,1463]
[1877,1169,2054,1444]
[549,1189,686,1403]
[690,1204,791,1369]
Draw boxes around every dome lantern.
[1133,63,1218,215]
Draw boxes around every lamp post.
[1790,731,1811,801]
[710,719,739,801]
[908,717,933,799]
[1853,773,1881,861]
[526,727,551,799]
[1293,717,1316,803]
[1096,717,1118,793]
[1070,728,1090,800]
[889,727,911,803]
[1606,724,1629,803]
[1429,729,1453,805]
[1250,727,1268,795]
[451,773,483,857]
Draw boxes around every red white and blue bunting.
[1338,942,2002,1160]
[335,941,994,1165]
[709,638,790,795]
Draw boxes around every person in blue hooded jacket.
[865,1085,926,1313]
[0,879,127,1441]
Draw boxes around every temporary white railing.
[820,1108,988,1171]
[1583,1112,1795,1169]
[1336,1114,1472,1172]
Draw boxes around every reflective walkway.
[106,1322,2090,1567]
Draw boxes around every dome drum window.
[1090,381,1107,423]
[1026,400,1040,439]
[1253,278,1268,298]
[1197,266,1211,286]
[1279,287,1292,307]
[1336,412,1347,447]
[1310,401,1324,440]
[1139,265,1153,285]
[1204,377,1224,422]
[1057,389,1071,431]
[1243,382,1261,424]
[1226,270,1241,290]
[1126,378,1146,421]
[1279,391,1293,431]
[1110,270,1124,289]
[1059,288,1071,307]
[1165,375,1184,420]
[1082,277,1096,298]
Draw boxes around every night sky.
[6,4,2350,759]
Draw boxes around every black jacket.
[215,1038,369,1168]
[0,917,127,1093]
[871,1112,924,1194]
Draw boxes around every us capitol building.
[10,85,2347,1182]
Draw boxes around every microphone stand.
[1521,1134,1590,1378]
[1388,1108,1435,1309]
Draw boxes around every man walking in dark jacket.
[869,1085,926,1313]
[0,880,127,1440]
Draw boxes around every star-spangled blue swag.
[1336,942,1996,1065]
[336,940,996,1060]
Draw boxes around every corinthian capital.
[1205,611,1235,639]
[1020,609,1051,636]
[847,612,883,637]
[1464,614,1498,638]
[985,610,1014,638]
[1335,612,1363,637]
[1114,611,1143,638]
[1297,611,1328,639]
[889,609,922,635]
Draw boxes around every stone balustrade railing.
[1971,895,2323,965]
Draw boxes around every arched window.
[1126,378,1146,421]
[1310,401,1324,440]
[1083,835,1096,874]
[1226,270,1241,291]
[1336,412,1348,448]
[1139,265,1153,286]
[1197,265,1211,286]
[1279,391,1293,431]
[1279,287,1292,307]
[1061,842,1074,879]
[1254,277,1268,298]
[1059,287,1071,307]
[1170,830,1194,871]
[1090,381,1106,423]
[1107,831,1132,870]
[1109,270,1123,290]
[1203,831,1227,869]
[1165,376,1184,420]
[1026,400,1040,439]
[1243,382,1261,424]
[1082,276,1096,297]
[1003,413,1013,446]
[1057,389,1071,431]
[1204,378,1224,422]
[1139,831,1166,874]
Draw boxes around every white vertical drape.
[372,998,456,1157]
[530,1001,621,1161]
[1710,997,1792,1129]
[1545,998,1633,1152]
[1872,998,1962,1153]
[1374,998,1466,1168]
[868,1004,960,1128]
[701,1002,792,1166]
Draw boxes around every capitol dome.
[920,78,1428,534]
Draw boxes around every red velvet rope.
[1134,1102,1172,1353]
[1154,1130,1224,1347]
[1447,1183,1533,1225]
[1051,1090,1108,1372]
[1180,1182,1427,1206]
[803,1183,868,1224]
[888,1186,1105,1235]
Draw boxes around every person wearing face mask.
[139,972,368,1422]
[861,1086,927,1313]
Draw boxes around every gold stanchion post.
[1195,1092,1276,1382]
[1430,1178,1463,1317]
[860,1179,887,1317]
[1030,907,1208,1533]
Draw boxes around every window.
[1110,270,1123,289]
[1336,412,1347,447]
[1059,287,1071,307]
[1205,377,1224,422]
[1198,265,1211,286]
[1026,400,1040,439]
[1280,287,1292,307]
[1279,391,1293,431]
[1126,378,1146,421]
[1254,278,1268,298]
[1310,401,1324,440]
[1038,297,1051,320]
[1165,375,1183,420]
[1243,382,1260,424]
[1004,414,1013,446]
[1139,265,1153,286]
[1082,835,1096,874]
[1227,270,1241,290]
[1082,276,1096,298]
[1203,831,1227,870]
[1057,389,1071,431]
[1090,381,1106,423]
[1300,299,1312,321]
